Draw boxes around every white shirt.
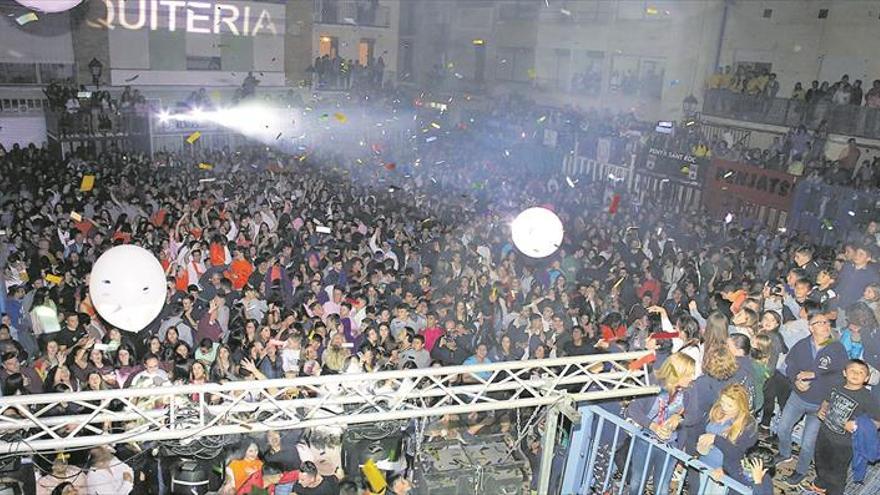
[86,458,133,495]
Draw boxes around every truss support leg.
[538,404,561,495]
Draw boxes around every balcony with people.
[703,66,880,140]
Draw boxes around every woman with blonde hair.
[696,384,758,493]
[625,352,696,495]
[681,345,754,455]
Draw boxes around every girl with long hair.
[697,384,758,494]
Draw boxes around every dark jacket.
[784,337,847,405]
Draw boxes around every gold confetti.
[16,12,38,26]
[333,112,347,123]
[186,131,201,144]
[198,162,213,170]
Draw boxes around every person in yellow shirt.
[692,141,712,158]
[707,68,725,89]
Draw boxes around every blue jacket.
[852,414,880,483]
[785,337,848,405]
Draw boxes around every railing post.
[560,406,592,494]
[538,403,561,495]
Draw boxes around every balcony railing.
[703,88,880,140]
[314,0,391,28]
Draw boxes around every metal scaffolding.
[0,352,658,456]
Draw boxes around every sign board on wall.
[644,147,706,183]
[99,0,286,86]
[704,158,796,214]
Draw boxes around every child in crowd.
[813,359,880,495]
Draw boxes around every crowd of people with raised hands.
[2,87,880,494]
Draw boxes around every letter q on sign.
[89,245,167,332]
[16,0,84,13]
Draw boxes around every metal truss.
[0,351,658,454]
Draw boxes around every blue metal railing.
[562,404,753,495]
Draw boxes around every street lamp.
[88,58,103,89]
[682,94,699,117]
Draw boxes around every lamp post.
[88,58,103,89]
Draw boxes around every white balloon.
[89,245,166,332]
[511,207,564,258]
[15,0,84,13]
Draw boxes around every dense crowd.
[1,87,880,495]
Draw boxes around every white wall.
[720,0,880,93]
[0,115,47,148]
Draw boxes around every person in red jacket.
[236,462,300,495]
[225,247,254,290]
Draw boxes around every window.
[318,36,338,58]
[818,8,828,19]
[0,63,38,84]
[186,56,221,71]
[495,47,534,82]
[573,50,604,95]
[358,39,375,66]
[763,8,772,18]
[398,40,414,81]
[38,63,75,82]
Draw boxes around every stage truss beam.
[0,352,658,454]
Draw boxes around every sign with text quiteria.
[704,158,797,214]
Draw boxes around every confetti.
[646,6,659,15]
[453,72,463,79]
[316,225,332,234]
[560,8,571,16]
[319,113,329,121]
[723,170,735,179]
[821,219,834,230]
[425,136,437,143]
[80,175,95,192]
[199,178,217,183]
[333,112,347,123]
[430,122,441,129]
[186,131,201,144]
[537,115,547,123]
[69,212,82,222]
[16,12,38,25]
[680,165,690,174]
[275,132,282,140]
[384,162,396,171]
[198,162,213,170]
[527,68,537,79]
[724,213,734,224]
[44,274,63,285]
[124,74,140,82]
[847,210,856,217]
[430,177,437,183]
[565,176,578,188]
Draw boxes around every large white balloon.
[15,0,84,13]
[89,245,166,332]
[511,207,564,258]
